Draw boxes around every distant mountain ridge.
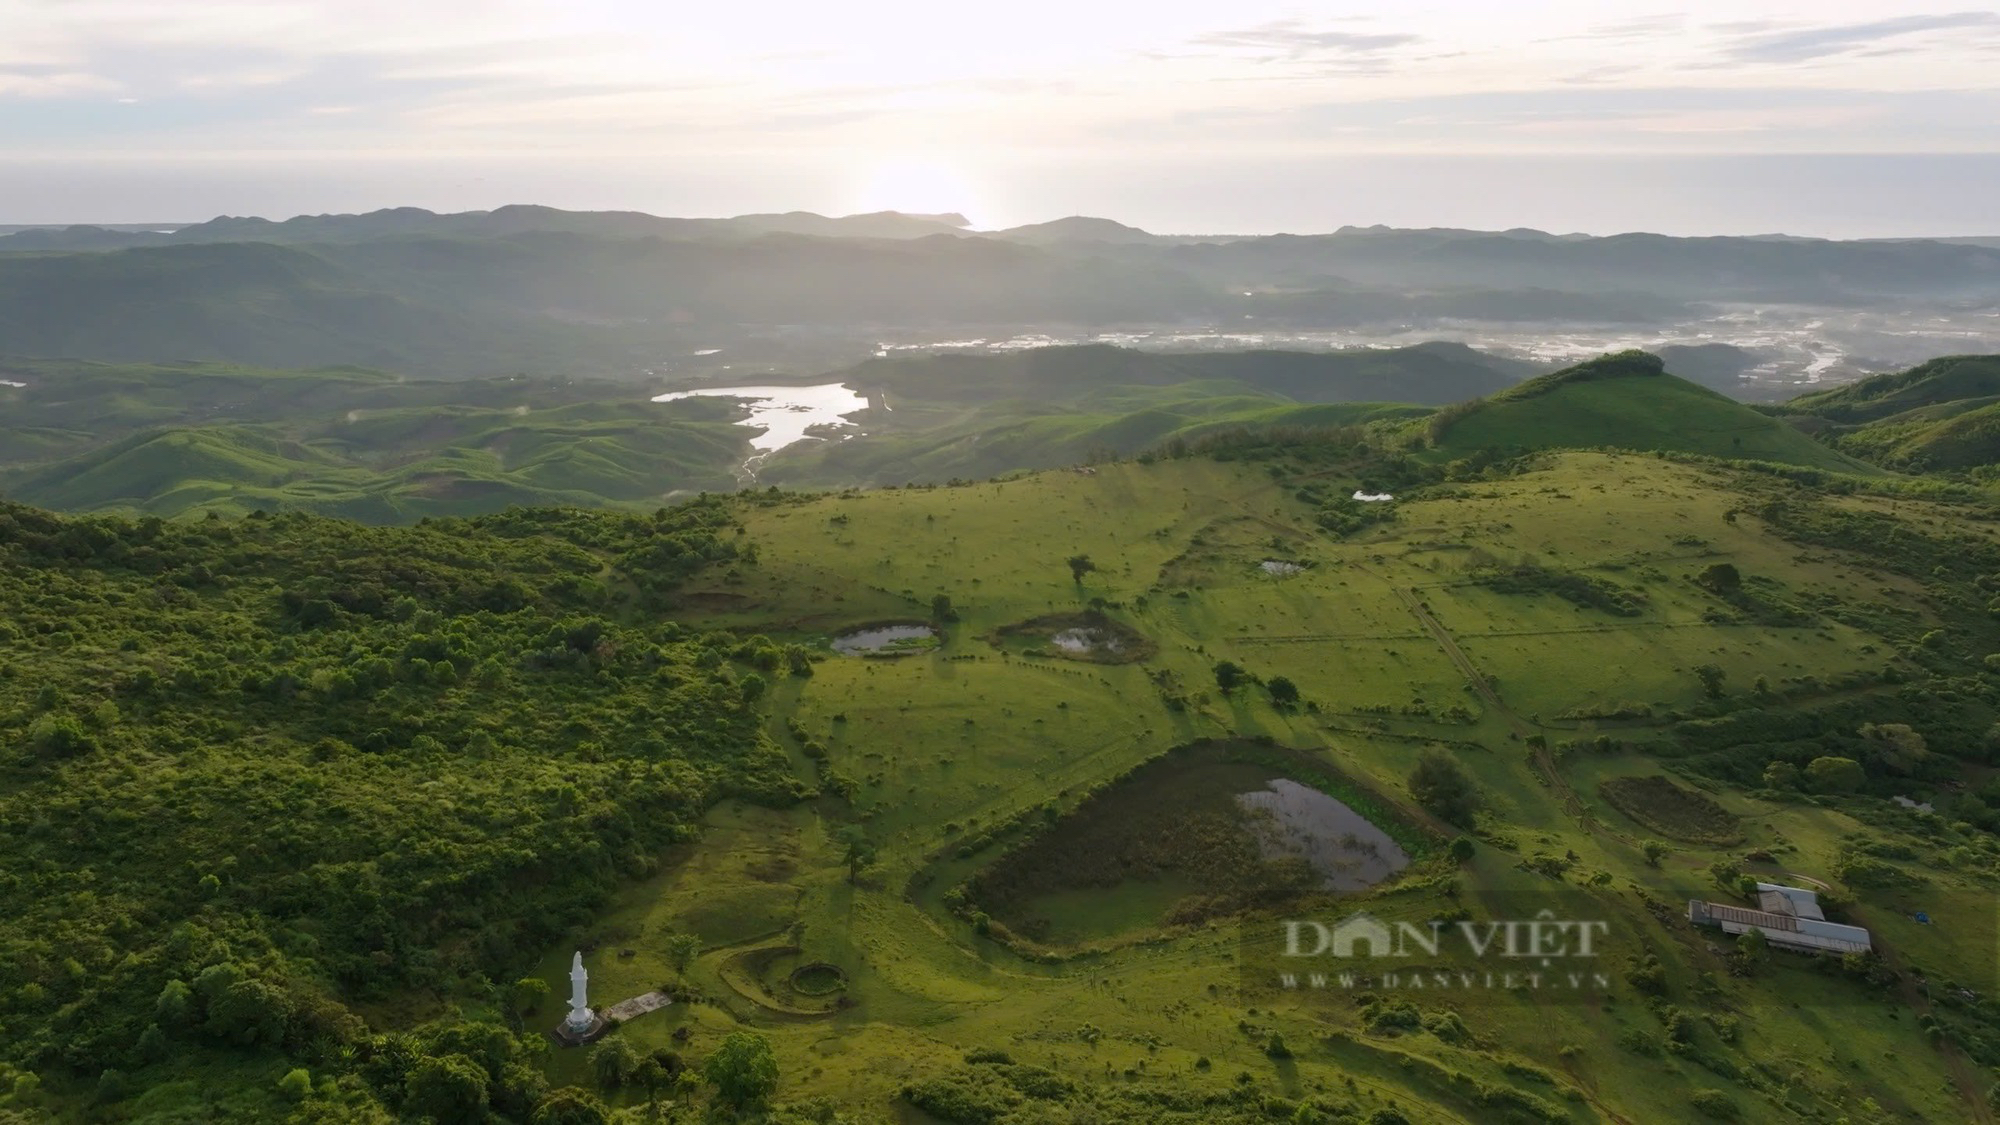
[2,204,1997,377]
[0,205,975,250]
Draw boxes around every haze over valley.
[4,203,1997,401]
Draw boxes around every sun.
[849,158,979,221]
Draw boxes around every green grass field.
[488,451,1994,1123]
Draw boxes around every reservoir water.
[650,383,868,454]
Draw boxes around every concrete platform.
[603,991,672,1022]
[550,1013,609,1048]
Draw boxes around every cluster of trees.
[1475,559,1646,617]
[1408,751,1483,827]
[0,498,800,1113]
[1210,662,1299,708]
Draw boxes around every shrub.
[531,1087,613,1125]
[1409,751,1482,827]
[1760,761,1800,789]
[27,713,95,758]
[1697,563,1742,593]
[1689,1089,1739,1119]
[1806,756,1865,793]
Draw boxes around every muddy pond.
[830,624,939,656]
[1237,778,1411,892]
[1049,627,1126,656]
[967,744,1415,946]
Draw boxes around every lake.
[650,383,868,456]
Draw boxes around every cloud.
[1721,11,2000,64]
[1133,85,2000,154]
[1540,14,1689,44]
[1188,19,1420,60]
[0,67,121,98]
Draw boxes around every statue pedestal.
[551,1012,609,1048]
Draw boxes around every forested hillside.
[0,498,802,1119]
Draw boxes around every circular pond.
[789,962,848,997]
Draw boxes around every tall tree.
[704,1030,780,1106]
[664,933,701,977]
[405,1054,489,1125]
[837,825,878,884]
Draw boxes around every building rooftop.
[1688,884,1871,956]
[1755,882,1827,921]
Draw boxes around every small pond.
[831,624,940,656]
[1352,490,1394,502]
[1236,779,1411,892]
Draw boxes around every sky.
[2,1,1998,234]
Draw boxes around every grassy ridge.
[2,348,1502,512]
[1772,357,2000,472]
[764,382,1431,486]
[0,361,753,517]
[1425,350,1882,473]
[1786,355,2000,423]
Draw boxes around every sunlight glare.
[849,158,979,222]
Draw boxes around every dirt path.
[1215,481,1616,841]
[1377,575,1617,838]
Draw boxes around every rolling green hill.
[1765,356,2000,473]
[843,341,1533,404]
[1425,349,1883,473]
[1786,355,2000,423]
[0,362,754,518]
[8,426,352,510]
[0,346,1526,516]
[763,382,1431,486]
[5,444,2000,1123]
